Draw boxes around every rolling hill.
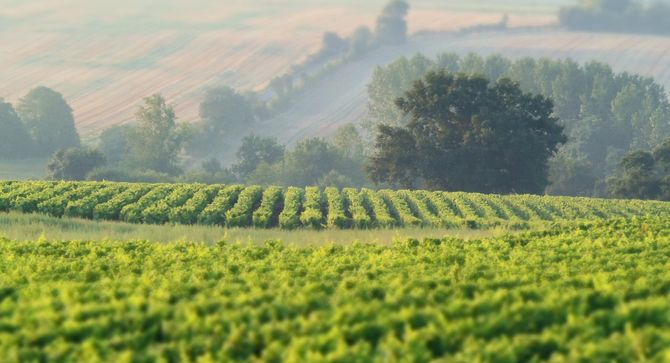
[261,29,670,144]
[0,0,558,138]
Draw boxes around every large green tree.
[368,72,566,194]
[16,87,80,155]
[126,94,189,175]
[0,99,33,158]
[366,53,670,196]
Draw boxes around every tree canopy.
[47,147,106,181]
[366,53,670,196]
[16,87,80,156]
[367,72,566,194]
[608,139,670,200]
[125,94,189,175]
[0,98,33,159]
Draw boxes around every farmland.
[1,181,669,230]
[1,0,562,138]
[0,217,668,361]
[262,29,670,144]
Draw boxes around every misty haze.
[1,1,670,361]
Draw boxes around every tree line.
[4,52,669,201]
[559,0,670,35]
[366,53,670,198]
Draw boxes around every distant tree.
[199,86,257,139]
[374,0,410,46]
[348,26,373,59]
[16,87,80,155]
[315,32,349,61]
[559,0,670,35]
[232,135,285,181]
[608,139,670,200]
[126,94,189,175]
[0,99,33,158]
[47,147,105,181]
[278,138,342,186]
[366,53,670,196]
[368,72,566,193]
[97,124,133,166]
[245,137,367,187]
[332,123,367,161]
[201,157,223,175]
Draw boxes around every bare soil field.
[0,0,558,137]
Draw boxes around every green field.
[0,217,668,361]
[0,212,501,246]
[2,181,669,231]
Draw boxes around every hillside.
[0,0,559,138]
[262,29,670,144]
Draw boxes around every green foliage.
[344,188,373,228]
[96,124,133,166]
[125,94,189,175]
[94,184,151,220]
[363,188,396,228]
[0,99,33,159]
[300,186,325,229]
[252,186,283,228]
[119,184,172,223]
[1,218,670,361]
[367,53,670,196]
[199,86,258,138]
[170,185,221,225]
[16,86,80,155]
[232,135,285,181]
[278,187,304,229]
[64,183,124,219]
[35,183,99,217]
[141,185,199,225]
[198,185,244,226]
[325,187,351,228]
[46,147,106,181]
[225,186,263,227]
[368,72,566,194]
[0,181,669,229]
[607,139,670,201]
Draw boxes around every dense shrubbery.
[1,218,669,361]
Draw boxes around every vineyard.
[1,181,668,229]
[0,217,668,361]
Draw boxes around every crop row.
[1,218,669,361]
[0,181,668,229]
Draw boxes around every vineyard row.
[0,181,668,229]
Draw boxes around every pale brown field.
[0,0,557,138]
[261,30,670,145]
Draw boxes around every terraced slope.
[1,181,668,229]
